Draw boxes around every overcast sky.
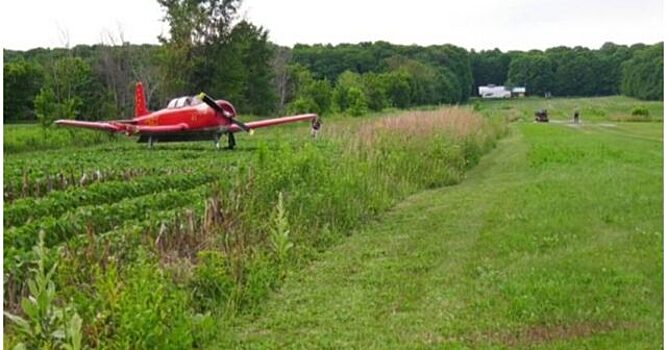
[0,0,663,51]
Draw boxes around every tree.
[419,44,472,102]
[506,53,554,96]
[157,0,242,97]
[346,87,368,117]
[332,70,364,113]
[386,56,452,105]
[272,45,292,113]
[361,73,388,111]
[33,87,58,127]
[470,49,511,94]
[621,43,664,100]
[157,1,276,115]
[290,42,472,102]
[228,21,277,115]
[33,56,101,128]
[595,42,632,95]
[544,47,598,96]
[287,64,332,115]
[3,60,44,122]
[97,38,134,117]
[380,71,411,108]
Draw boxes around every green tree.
[33,56,98,127]
[3,60,44,122]
[380,71,412,108]
[361,73,388,111]
[545,47,597,96]
[419,44,472,102]
[33,87,58,127]
[470,49,511,93]
[621,43,663,101]
[157,1,276,115]
[506,53,554,96]
[291,42,472,103]
[287,65,332,115]
[386,56,449,105]
[157,0,242,97]
[346,86,368,117]
[332,70,364,113]
[228,21,277,115]
[595,42,633,95]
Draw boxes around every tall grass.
[4,107,507,348]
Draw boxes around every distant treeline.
[471,42,663,100]
[3,13,663,123]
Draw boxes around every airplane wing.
[54,120,126,133]
[54,120,190,135]
[227,114,319,133]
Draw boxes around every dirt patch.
[474,321,635,347]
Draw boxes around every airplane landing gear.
[227,133,236,150]
[148,136,155,148]
[214,133,222,150]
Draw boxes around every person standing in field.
[573,106,580,124]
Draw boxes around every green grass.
[474,95,664,122]
[214,103,663,348]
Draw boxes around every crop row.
[3,184,212,274]
[4,167,156,202]
[4,173,216,228]
[3,199,212,310]
[75,197,212,261]
[2,162,219,202]
[3,146,232,183]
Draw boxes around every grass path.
[216,122,662,349]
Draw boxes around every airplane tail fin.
[135,82,149,117]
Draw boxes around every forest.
[3,0,664,124]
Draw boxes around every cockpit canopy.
[166,96,202,109]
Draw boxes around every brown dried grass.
[327,107,488,151]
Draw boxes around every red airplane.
[55,82,320,149]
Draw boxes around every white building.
[478,85,511,99]
[511,87,526,97]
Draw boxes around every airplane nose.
[216,100,237,118]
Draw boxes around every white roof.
[479,85,508,92]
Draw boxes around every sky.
[0,0,663,51]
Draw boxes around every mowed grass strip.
[216,121,662,349]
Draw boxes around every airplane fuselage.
[133,99,236,132]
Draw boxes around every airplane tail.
[135,82,149,117]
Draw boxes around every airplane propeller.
[198,92,254,134]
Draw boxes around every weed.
[191,250,234,312]
[3,232,83,350]
[269,192,293,268]
[631,106,649,116]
